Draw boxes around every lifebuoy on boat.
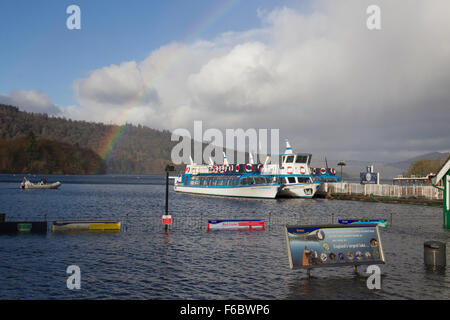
[287,166,293,174]
[320,168,327,175]
[300,166,306,174]
[257,164,263,172]
[235,164,241,172]
[245,164,253,172]
[186,167,190,174]
[330,168,336,175]
[312,168,317,175]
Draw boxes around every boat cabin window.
[288,177,296,184]
[254,177,266,184]
[295,155,308,163]
[297,177,310,183]
[286,156,295,163]
[240,177,254,185]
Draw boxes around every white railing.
[325,183,443,200]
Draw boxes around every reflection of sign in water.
[285,224,385,269]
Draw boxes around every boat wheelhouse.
[261,140,322,198]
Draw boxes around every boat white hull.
[21,182,61,189]
[174,184,280,199]
[276,183,321,198]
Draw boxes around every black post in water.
[165,170,169,231]
[164,164,175,231]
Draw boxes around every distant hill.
[0,104,176,174]
[386,152,450,171]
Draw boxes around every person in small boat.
[21,177,27,189]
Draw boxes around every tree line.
[0,131,105,174]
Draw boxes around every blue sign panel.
[360,172,379,184]
[338,219,387,228]
[285,224,385,269]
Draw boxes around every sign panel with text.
[285,224,385,269]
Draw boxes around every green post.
[434,172,450,229]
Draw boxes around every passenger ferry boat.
[173,153,281,199]
[173,140,321,199]
[260,140,322,198]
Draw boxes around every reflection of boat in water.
[20,177,61,189]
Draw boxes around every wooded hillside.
[0,132,106,174]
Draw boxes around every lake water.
[0,174,448,300]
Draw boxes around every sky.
[1,0,449,163]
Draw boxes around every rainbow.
[95,0,243,171]
[98,124,128,163]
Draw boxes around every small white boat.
[20,178,61,189]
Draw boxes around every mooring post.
[164,164,175,232]
[165,169,169,232]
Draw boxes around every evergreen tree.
[24,131,38,167]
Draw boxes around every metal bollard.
[424,241,446,267]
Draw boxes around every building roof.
[433,155,450,184]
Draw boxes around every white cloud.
[0,90,61,115]
[62,0,450,161]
